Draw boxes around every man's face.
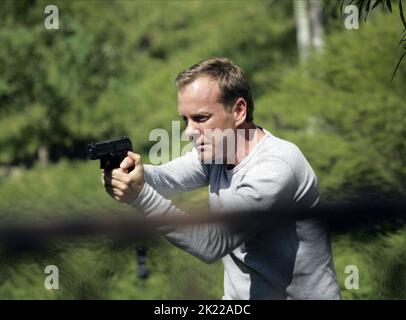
[178,77,236,163]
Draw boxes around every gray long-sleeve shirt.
[132,128,341,299]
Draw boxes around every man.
[102,57,341,299]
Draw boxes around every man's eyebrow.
[178,111,212,118]
[191,110,212,116]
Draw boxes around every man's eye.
[194,116,209,123]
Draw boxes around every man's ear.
[233,98,247,127]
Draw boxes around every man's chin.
[197,150,227,164]
[196,149,214,164]
[197,151,209,162]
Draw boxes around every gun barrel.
[87,136,133,160]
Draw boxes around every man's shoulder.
[257,133,307,168]
[253,132,318,185]
[257,132,320,205]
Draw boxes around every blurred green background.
[0,0,405,299]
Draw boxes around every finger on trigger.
[111,168,129,183]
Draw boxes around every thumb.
[120,155,134,170]
[120,151,141,169]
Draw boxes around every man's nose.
[185,122,200,142]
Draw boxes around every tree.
[294,0,325,63]
[325,0,406,77]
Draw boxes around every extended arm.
[143,148,209,199]
[131,158,299,264]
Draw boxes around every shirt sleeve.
[143,148,209,199]
[131,156,300,264]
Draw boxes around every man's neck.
[226,122,266,169]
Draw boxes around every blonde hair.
[175,57,254,122]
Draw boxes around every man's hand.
[102,151,145,204]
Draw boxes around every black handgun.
[87,136,133,171]
[88,136,149,279]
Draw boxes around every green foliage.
[0,160,222,299]
[257,11,406,199]
[0,0,296,164]
[0,160,405,299]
